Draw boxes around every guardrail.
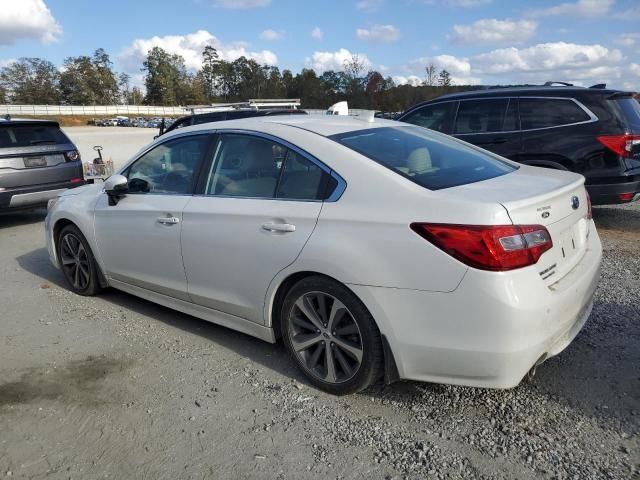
[0,105,187,116]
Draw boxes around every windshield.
[330,125,517,190]
[0,124,70,148]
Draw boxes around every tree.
[142,47,192,105]
[438,69,452,87]
[0,58,60,104]
[343,54,366,107]
[118,73,131,104]
[59,49,120,104]
[128,86,144,105]
[201,45,221,102]
[425,63,437,86]
[365,71,385,109]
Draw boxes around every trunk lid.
[447,165,590,285]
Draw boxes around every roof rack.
[543,81,574,87]
[186,99,301,115]
[589,83,606,89]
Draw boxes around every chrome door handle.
[261,222,296,233]
[157,216,180,225]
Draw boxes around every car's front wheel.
[57,224,101,296]
[280,276,383,395]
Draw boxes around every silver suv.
[0,118,84,211]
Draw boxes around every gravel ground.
[0,203,638,479]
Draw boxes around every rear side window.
[519,98,591,130]
[401,102,456,133]
[0,124,70,148]
[454,99,509,134]
[205,134,335,200]
[614,98,640,132]
[331,126,516,190]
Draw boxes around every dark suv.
[160,108,308,137]
[398,85,640,204]
[0,118,84,211]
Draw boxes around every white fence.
[0,104,187,116]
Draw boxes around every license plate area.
[23,154,65,168]
[539,218,588,286]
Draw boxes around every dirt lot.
[0,202,638,479]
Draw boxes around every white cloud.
[422,0,493,7]
[356,24,400,43]
[450,19,537,46]
[472,42,623,80]
[119,30,278,73]
[260,29,283,41]
[310,27,323,40]
[211,0,271,8]
[529,0,613,18]
[612,7,640,20]
[356,0,384,11]
[401,42,628,87]
[392,75,423,87]
[405,54,481,85]
[0,0,62,45]
[306,48,372,73]
[442,0,493,5]
[615,33,640,47]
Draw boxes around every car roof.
[0,117,60,127]
[411,85,628,105]
[170,114,398,138]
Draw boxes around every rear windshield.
[0,124,70,148]
[615,98,640,132]
[330,125,516,190]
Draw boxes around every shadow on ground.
[15,247,638,424]
[0,209,46,229]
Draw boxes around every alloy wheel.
[59,233,91,291]
[287,291,364,384]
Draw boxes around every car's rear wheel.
[57,225,101,296]
[280,276,383,395]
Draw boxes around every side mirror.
[104,174,128,205]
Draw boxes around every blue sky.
[1,0,639,90]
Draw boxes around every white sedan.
[45,116,602,395]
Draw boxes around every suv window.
[205,134,333,200]
[519,98,591,130]
[126,135,209,194]
[401,102,456,133]
[0,124,70,148]
[454,99,509,134]
[331,126,516,190]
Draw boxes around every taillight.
[596,134,640,158]
[69,177,83,184]
[618,192,635,202]
[586,192,593,219]
[65,150,80,162]
[410,223,553,271]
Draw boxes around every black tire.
[57,224,102,296]
[280,275,383,395]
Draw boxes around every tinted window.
[331,126,516,190]
[454,99,509,134]
[276,151,327,200]
[193,113,226,125]
[614,98,640,132]
[519,98,591,130]
[205,134,334,200]
[503,99,518,131]
[0,124,70,148]
[401,102,456,133]
[127,135,208,194]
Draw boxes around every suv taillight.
[65,150,80,162]
[596,134,640,158]
[586,192,593,219]
[410,223,553,271]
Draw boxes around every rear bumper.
[0,179,84,210]
[349,220,602,389]
[586,176,640,205]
